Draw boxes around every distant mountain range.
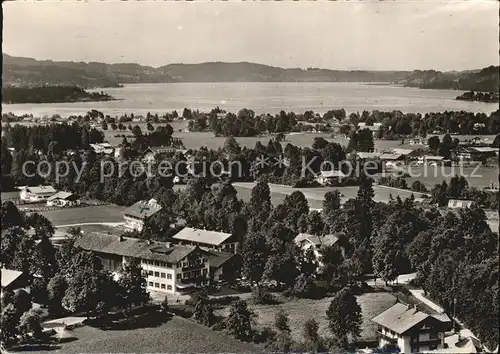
[2,54,499,92]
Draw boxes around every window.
[429,333,439,340]
[161,284,166,289]
[177,274,181,280]
[154,283,159,288]
[161,273,166,278]
[167,274,172,279]
[148,270,153,276]
[154,271,160,277]
[167,285,172,290]
[148,281,153,287]
[202,268,208,275]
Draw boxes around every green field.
[215,292,397,343]
[38,205,126,226]
[13,316,261,353]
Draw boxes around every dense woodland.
[184,108,500,137]
[2,86,114,104]
[456,90,499,103]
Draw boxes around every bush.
[251,286,277,305]
[209,296,240,306]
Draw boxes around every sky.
[2,1,499,71]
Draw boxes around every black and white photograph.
[1,1,499,353]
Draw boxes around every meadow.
[13,316,261,354]
[215,292,397,343]
[38,204,126,226]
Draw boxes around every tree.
[226,299,255,341]
[274,309,291,333]
[307,210,324,235]
[146,122,154,131]
[323,190,341,215]
[81,128,90,149]
[18,308,43,340]
[241,232,268,286]
[326,288,362,349]
[118,258,150,311]
[193,292,215,327]
[303,318,321,353]
[47,273,68,316]
[101,121,108,130]
[411,180,428,193]
[292,274,317,299]
[33,233,59,285]
[1,201,25,229]
[1,303,20,345]
[427,136,440,151]
[132,125,143,137]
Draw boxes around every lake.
[2,82,498,117]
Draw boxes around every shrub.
[251,286,277,305]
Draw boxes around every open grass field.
[12,316,261,353]
[38,204,126,226]
[56,223,123,235]
[232,182,426,209]
[215,292,397,343]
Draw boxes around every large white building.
[75,232,236,294]
[372,303,452,353]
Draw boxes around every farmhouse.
[20,185,57,202]
[356,152,381,160]
[46,191,79,207]
[172,227,239,253]
[142,146,187,162]
[1,269,30,298]
[74,232,234,294]
[372,303,452,354]
[357,122,383,132]
[447,199,473,209]
[123,199,163,232]
[416,156,445,165]
[294,233,341,271]
[316,170,348,185]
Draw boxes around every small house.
[372,303,452,353]
[123,199,163,232]
[316,170,348,185]
[447,199,473,209]
[46,191,79,207]
[294,233,342,271]
[20,185,57,202]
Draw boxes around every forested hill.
[157,62,410,82]
[2,54,177,88]
[397,66,499,92]
[3,53,499,90]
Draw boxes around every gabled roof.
[294,233,339,248]
[23,185,57,195]
[391,148,415,156]
[172,227,232,246]
[1,268,23,288]
[380,153,404,160]
[123,199,162,219]
[47,191,75,201]
[470,147,497,153]
[372,303,448,335]
[207,251,237,269]
[356,152,380,159]
[319,170,347,178]
[74,232,208,263]
[423,155,445,161]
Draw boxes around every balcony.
[181,263,206,272]
[377,331,398,343]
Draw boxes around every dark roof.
[75,232,209,263]
[207,251,237,269]
[123,199,162,219]
[372,303,450,335]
